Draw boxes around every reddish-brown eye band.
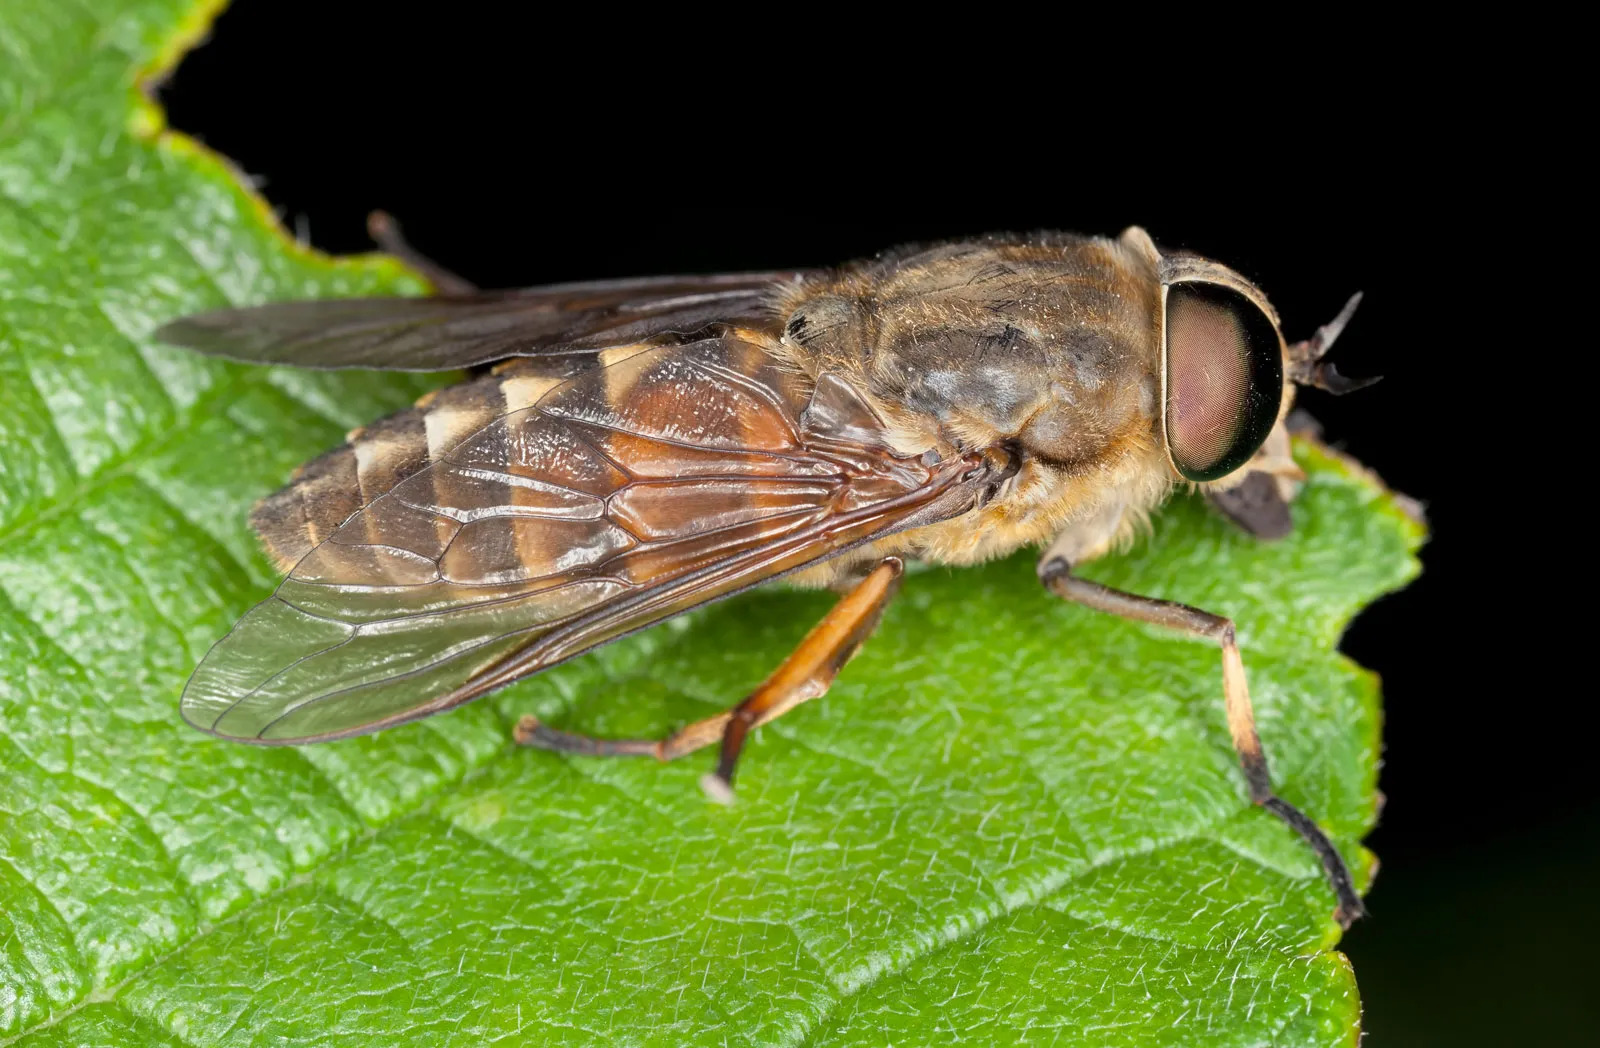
[1164,282,1283,482]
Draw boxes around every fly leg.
[516,558,905,802]
[1037,556,1365,927]
[1205,419,1303,540]
[366,211,477,294]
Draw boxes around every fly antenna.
[1287,292,1379,394]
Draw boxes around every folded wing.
[182,335,987,743]
[156,271,811,371]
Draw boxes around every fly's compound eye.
[1163,282,1284,482]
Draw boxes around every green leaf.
[0,2,1421,1044]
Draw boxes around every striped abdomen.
[251,356,600,572]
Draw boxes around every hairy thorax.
[774,232,1174,584]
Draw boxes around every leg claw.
[699,773,736,805]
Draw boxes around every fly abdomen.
[250,359,583,572]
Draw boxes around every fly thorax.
[780,294,870,368]
[871,316,1157,472]
[1019,363,1159,470]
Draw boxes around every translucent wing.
[182,336,990,743]
[155,271,811,371]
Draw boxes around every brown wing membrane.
[155,271,810,371]
[182,335,991,743]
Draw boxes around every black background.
[157,7,1585,1044]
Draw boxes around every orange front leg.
[516,558,905,801]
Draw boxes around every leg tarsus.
[712,707,758,789]
[1039,557,1366,926]
[514,714,660,758]
[1261,796,1367,927]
